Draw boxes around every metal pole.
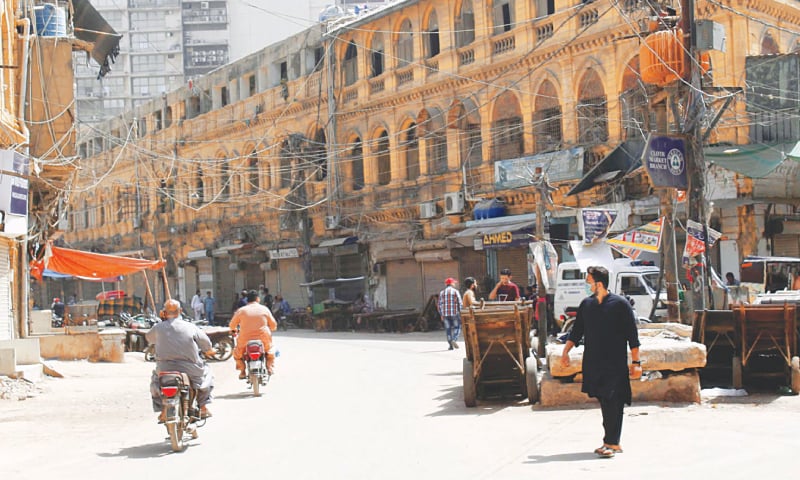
[534,167,548,358]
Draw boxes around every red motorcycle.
[157,371,206,452]
[243,340,270,397]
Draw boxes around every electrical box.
[695,20,726,52]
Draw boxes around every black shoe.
[448,344,454,350]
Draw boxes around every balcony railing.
[305,71,321,97]
[536,23,554,43]
[579,9,599,29]
[424,58,439,77]
[343,85,358,103]
[369,77,385,94]
[492,33,516,55]
[458,47,475,66]
[396,66,414,86]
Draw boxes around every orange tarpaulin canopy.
[30,245,165,281]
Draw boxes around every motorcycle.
[157,371,205,452]
[144,328,234,362]
[243,340,270,397]
[51,313,64,328]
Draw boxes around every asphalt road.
[1,330,798,479]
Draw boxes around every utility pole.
[680,0,709,312]
[532,167,550,358]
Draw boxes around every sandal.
[594,445,623,455]
[595,446,615,458]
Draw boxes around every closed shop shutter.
[312,255,336,279]
[338,254,366,301]
[773,234,800,257]
[184,268,198,301]
[244,263,263,289]
[496,247,530,286]
[277,259,306,308]
[0,245,11,340]
[197,258,213,292]
[421,260,459,302]
[386,259,422,309]
[457,248,486,284]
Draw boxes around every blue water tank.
[473,198,506,220]
[34,4,67,37]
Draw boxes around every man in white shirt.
[191,289,203,321]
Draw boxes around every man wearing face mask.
[559,266,642,458]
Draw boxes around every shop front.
[266,246,306,308]
[371,239,420,310]
[310,237,366,305]
[413,240,459,303]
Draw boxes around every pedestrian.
[191,289,203,321]
[489,268,520,301]
[259,285,274,310]
[437,277,462,350]
[234,289,247,311]
[203,291,216,325]
[725,272,740,286]
[560,266,642,458]
[462,277,478,308]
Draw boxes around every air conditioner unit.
[324,215,340,230]
[200,2,209,9]
[419,201,436,219]
[444,192,465,215]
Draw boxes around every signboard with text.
[643,134,688,189]
[494,147,584,189]
[269,248,299,260]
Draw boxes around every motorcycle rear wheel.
[250,372,261,397]
[166,404,185,452]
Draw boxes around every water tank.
[34,4,67,37]
[473,198,506,220]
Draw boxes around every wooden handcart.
[732,303,800,393]
[461,302,538,407]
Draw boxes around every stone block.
[539,370,701,407]
[0,339,41,365]
[547,339,707,377]
[0,347,17,376]
[38,330,126,363]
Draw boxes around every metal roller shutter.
[773,234,800,257]
[421,260,459,302]
[214,257,237,313]
[457,248,487,284]
[0,245,11,340]
[277,259,306,308]
[386,259,422,309]
[338,254,366,301]
[495,247,530,286]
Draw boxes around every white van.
[553,258,665,325]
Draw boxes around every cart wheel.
[732,356,743,389]
[463,358,477,408]
[791,356,800,395]
[525,356,540,404]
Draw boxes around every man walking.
[560,266,642,458]
[191,289,203,321]
[437,277,462,350]
[203,291,216,325]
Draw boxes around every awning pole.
[141,270,156,314]
[157,244,171,300]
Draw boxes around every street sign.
[643,134,688,189]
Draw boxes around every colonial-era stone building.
[60,0,800,316]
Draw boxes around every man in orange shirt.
[229,290,278,378]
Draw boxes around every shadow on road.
[427,383,531,417]
[214,391,263,400]
[97,441,179,459]
[524,452,600,463]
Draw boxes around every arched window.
[419,109,447,174]
[116,190,124,222]
[454,0,475,48]
[376,131,391,185]
[309,128,327,181]
[343,41,358,86]
[397,19,414,67]
[370,33,384,77]
[82,199,89,228]
[404,123,420,180]
[449,100,482,169]
[761,32,780,54]
[220,160,231,200]
[351,139,365,191]
[279,142,293,188]
[491,92,523,161]
[194,166,204,204]
[492,0,515,36]
[533,80,563,153]
[263,162,271,190]
[248,150,259,194]
[619,57,653,140]
[577,69,609,145]
[425,10,440,58]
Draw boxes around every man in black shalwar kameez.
[560,266,642,458]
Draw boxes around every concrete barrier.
[38,329,126,363]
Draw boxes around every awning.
[567,139,646,196]
[187,249,210,260]
[211,243,255,257]
[448,220,536,248]
[318,236,358,248]
[705,141,800,178]
[30,244,165,281]
[414,249,453,262]
[72,0,123,77]
[299,276,365,288]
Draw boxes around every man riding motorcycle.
[229,290,278,378]
[146,299,216,420]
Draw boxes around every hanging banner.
[581,208,618,245]
[609,244,644,260]
[682,219,722,265]
[643,134,688,189]
[530,241,559,292]
[606,217,664,253]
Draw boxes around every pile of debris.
[0,376,40,401]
